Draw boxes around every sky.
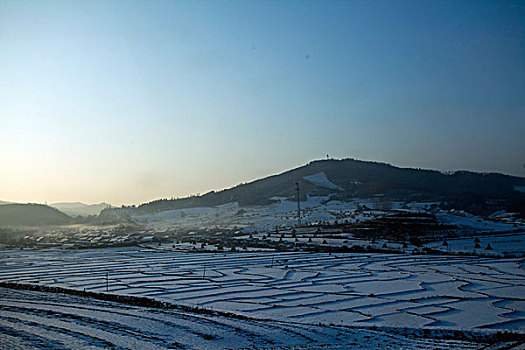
[1,1,524,205]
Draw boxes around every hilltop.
[0,200,111,218]
[102,158,525,218]
[0,203,73,226]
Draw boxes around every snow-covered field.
[426,232,525,256]
[0,287,488,349]
[0,247,523,337]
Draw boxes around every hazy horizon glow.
[1,1,524,205]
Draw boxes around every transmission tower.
[295,182,301,226]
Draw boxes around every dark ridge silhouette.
[99,158,525,219]
[0,203,73,226]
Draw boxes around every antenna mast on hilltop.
[295,182,301,226]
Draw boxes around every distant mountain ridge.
[101,158,525,219]
[50,202,112,217]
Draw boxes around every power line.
[295,182,301,226]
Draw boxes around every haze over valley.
[1,1,524,349]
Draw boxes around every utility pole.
[202,263,206,279]
[105,272,109,293]
[296,182,301,226]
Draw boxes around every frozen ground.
[0,287,491,350]
[0,247,523,336]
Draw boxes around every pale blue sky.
[1,1,524,204]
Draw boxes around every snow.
[514,186,525,193]
[435,211,520,232]
[104,195,524,245]
[426,233,525,255]
[0,247,523,336]
[303,172,345,191]
[4,287,472,349]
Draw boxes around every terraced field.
[0,287,488,349]
[0,247,524,348]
